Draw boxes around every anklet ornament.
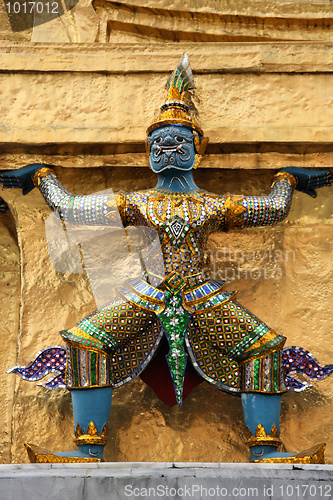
[74,421,108,446]
[246,424,281,448]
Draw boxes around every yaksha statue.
[1,54,332,464]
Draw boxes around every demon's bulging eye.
[175,136,186,143]
[154,137,163,145]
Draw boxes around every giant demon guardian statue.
[1,54,332,464]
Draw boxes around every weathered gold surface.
[0,210,20,464]
[94,0,333,43]
[0,42,333,150]
[0,167,331,464]
[3,0,333,43]
[0,0,331,465]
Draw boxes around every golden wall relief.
[94,0,333,43]
[1,0,333,43]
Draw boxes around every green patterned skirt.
[61,274,287,403]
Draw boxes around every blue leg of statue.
[55,387,112,460]
[242,393,295,461]
[242,393,326,463]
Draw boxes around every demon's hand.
[279,167,332,198]
[0,164,53,195]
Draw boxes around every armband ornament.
[272,172,297,189]
[33,168,56,187]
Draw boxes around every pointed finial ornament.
[147,53,208,167]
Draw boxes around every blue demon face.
[148,125,196,173]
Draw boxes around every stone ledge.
[1,42,333,153]
[1,152,333,171]
[0,463,332,500]
[1,461,333,475]
[1,41,333,73]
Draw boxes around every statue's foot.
[25,443,103,463]
[252,443,326,464]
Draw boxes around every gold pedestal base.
[25,443,103,463]
[253,442,326,464]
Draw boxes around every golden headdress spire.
[147,53,204,138]
[146,54,208,166]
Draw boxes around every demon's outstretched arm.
[0,164,124,227]
[224,169,331,229]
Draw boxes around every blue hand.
[0,197,8,213]
[0,164,52,195]
[279,167,332,198]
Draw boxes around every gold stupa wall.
[0,0,332,464]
